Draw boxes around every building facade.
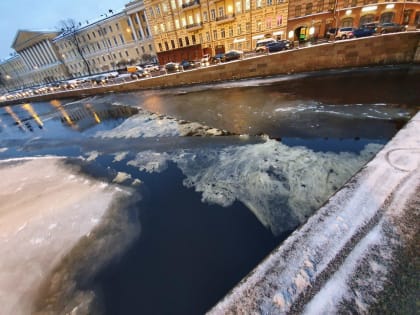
[9,30,70,87]
[54,3,156,78]
[142,0,289,63]
[287,1,420,42]
[0,55,28,91]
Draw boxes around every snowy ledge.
[208,112,420,314]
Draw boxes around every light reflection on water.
[0,67,418,315]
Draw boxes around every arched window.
[359,14,375,27]
[380,12,395,24]
[341,17,353,27]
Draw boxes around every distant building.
[142,0,289,63]
[287,0,420,42]
[54,2,156,78]
[0,54,28,91]
[9,30,70,87]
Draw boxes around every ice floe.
[0,157,139,315]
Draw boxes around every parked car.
[266,40,292,52]
[212,53,225,64]
[353,27,375,38]
[130,69,150,79]
[335,27,356,40]
[255,38,276,52]
[90,75,109,85]
[362,22,380,32]
[200,54,211,66]
[179,60,193,70]
[326,28,338,38]
[165,62,181,73]
[144,64,159,72]
[376,22,406,34]
[223,50,243,61]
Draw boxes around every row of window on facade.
[67,45,154,71]
[148,0,286,20]
[153,12,283,36]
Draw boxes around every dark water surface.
[0,66,418,314]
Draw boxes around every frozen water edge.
[208,112,420,314]
[0,157,139,315]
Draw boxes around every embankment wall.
[2,31,419,105]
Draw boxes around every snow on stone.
[208,112,419,314]
[0,157,136,315]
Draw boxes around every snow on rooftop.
[208,112,420,314]
[0,157,138,315]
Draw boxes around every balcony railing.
[215,13,236,24]
[185,22,203,31]
[182,0,200,9]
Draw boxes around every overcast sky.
[0,0,129,60]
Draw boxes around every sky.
[0,0,129,60]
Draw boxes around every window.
[119,34,125,44]
[113,36,118,45]
[317,0,324,12]
[125,50,129,57]
[179,38,183,47]
[236,1,241,13]
[213,30,218,40]
[203,11,208,22]
[136,47,140,55]
[210,9,216,20]
[266,18,272,29]
[277,15,283,26]
[116,23,120,31]
[246,22,251,32]
[229,26,233,37]
[267,0,272,5]
[257,20,262,31]
[109,25,113,32]
[171,39,175,48]
[87,34,91,40]
[237,24,242,35]
[219,7,224,17]
[185,36,190,45]
[206,32,210,41]
[155,5,161,16]
[256,0,262,8]
[158,43,163,51]
[149,8,154,18]
[142,46,146,53]
[92,32,97,38]
[245,0,250,10]
[175,19,180,29]
[165,42,169,50]
[221,28,226,38]
[305,3,313,15]
[192,35,196,44]
[97,43,101,49]
[295,5,302,17]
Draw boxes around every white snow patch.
[0,147,8,153]
[0,157,132,315]
[85,151,100,161]
[113,151,129,162]
[127,150,170,173]
[112,171,132,183]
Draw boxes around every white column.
[42,41,56,63]
[34,44,48,65]
[143,11,151,38]
[128,15,138,41]
[46,40,59,62]
[29,47,42,67]
[20,50,34,68]
[39,42,52,64]
[26,49,39,68]
[136,12,146,40]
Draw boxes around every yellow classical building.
[54,3,156,77]
[140,0,289,63]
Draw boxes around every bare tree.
[59,19,92,76]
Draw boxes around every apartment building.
[142,0,289,63]
[54,4,156,78]
[0,54,28,91]
[287,1,420,41]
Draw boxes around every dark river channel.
[0,65,418,314]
